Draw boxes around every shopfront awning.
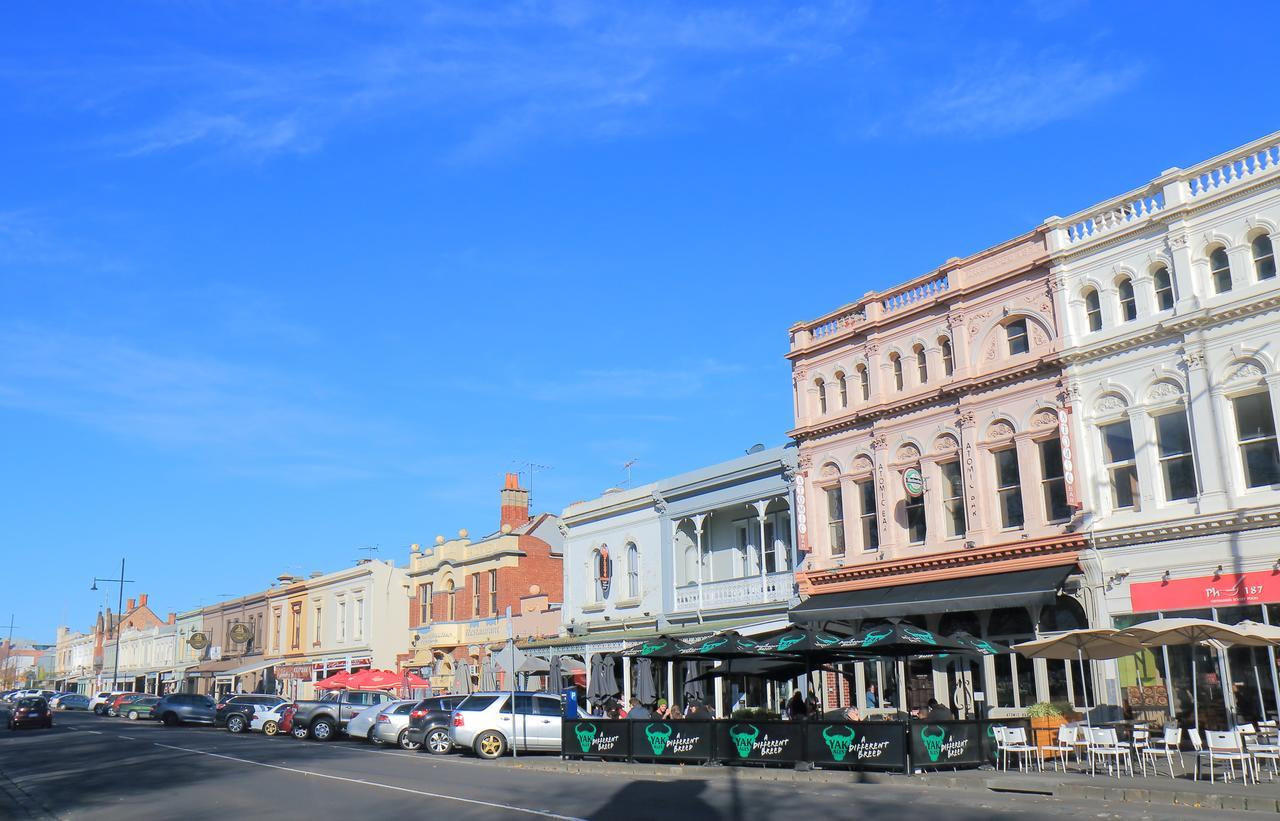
[790,565,1075,623]
[224,658,275,678]
[188,659,242,676]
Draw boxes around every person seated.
[668,704,684,720]
[842,705,861,722]
[626,696,652,720]
[923,698,952,721]
[654,698,670,719]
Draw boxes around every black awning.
[790,565,1075,623]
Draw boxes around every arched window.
[1006,318,1029,355]
[890,353,903,391]
[835,371,848,408]
[857,364,869,400]
[914,345,928,384]
[1153,266,1175,311]
[445,579,456,621]
[1253,235,1276,281]
[1083,288,1102,332]
[940,338,954,377]
[1117,277,1137,322]
[626,543,639,598]
[1210,246,1232,293]
[815,378,827,415]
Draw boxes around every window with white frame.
[488,569,497,614]
[355,598,364,640]
[1233,392,1280,488]
[593,548,613,600]
[994,447,1024,528]
[1006,319,1029,355]
[1254,235,1276,281]
[857,478,878,551]
[940,338,954,377]
[472,572,482,616]
[1038,437,1071,521]
[825,486,846,556]
[419,583,432,624]
[1154,411,1197,501]
[904,473,926,544]
[940,460,965,537]
[445,579,456,620]
[1100,420,1140,510]
[1117,277,1137,322]
[1153,266,1175,311]
[1210,246,1233,293]
[1083,288,1102,331]
[338,600,346,642]
[626,543,639,598]
[314,605,322,643]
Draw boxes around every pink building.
[786,229,1092,717]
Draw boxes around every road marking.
[118,735,136,740]
[83,730,102,735]
[153,743,586,820]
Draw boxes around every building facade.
[1046,131,1280,727]
[186,590,271,696]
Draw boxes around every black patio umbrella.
[683,660,710,704]
[679,630,771,662]
[588,653,621,702]
[836,622,971,657]
[618,635,695,660]
[548,655,562,691]
[755,626,864,662]
[687,656,817,683]
[633,657,658,704]
[946,631,1012,656]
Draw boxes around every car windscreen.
[17,698,43,708]
[457,694,502,712]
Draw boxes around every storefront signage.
[275,664,312,681]
[804,722,905,768]
[910,722,983,767]
[1126,685,1169,708]
[229,623,252,644]
[1059,402,1080,511]
[1130,570,1280,611]
[628,720,713,761]
[715,720,803,763]
[902,468,925,498]
[562,719,630,759]
[188,632,209,650]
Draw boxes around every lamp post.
[91,558,134,693]
[1,614,20,690]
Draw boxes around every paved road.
[0,711,1259,820]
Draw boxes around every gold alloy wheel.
[263,721,279,736]
[478,733,503,757]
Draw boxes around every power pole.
[1,614,19,689]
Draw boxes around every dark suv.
[215,694,288,732]
[402,695,469,754]
[152,693,217,726]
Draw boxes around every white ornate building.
[1046,131,1280,726]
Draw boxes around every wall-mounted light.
[1214,565,1224,580]
[1162,570,1172,583]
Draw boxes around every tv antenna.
[358,545,380,561]
[513,460,552,510]
[622,458,639,487]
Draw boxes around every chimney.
[500,472,530,530]
[126,598,136,611]
[167,612,176,625]
[139,593,149,608]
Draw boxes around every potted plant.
[1025,702,1068,757]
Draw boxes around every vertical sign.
[795,471,809,557]
[1058,403,1080,510]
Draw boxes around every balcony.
[674,571,793,613]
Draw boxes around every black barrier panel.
[909,721,985,768]
[716,720,803,764]
[562,719,631,759]
[805,722,908,770]
[629,720,714,761]
[978,719,1031,765]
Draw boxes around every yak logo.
[815,634,841,646]
[639,642,666,657]
[859,629,892,648]
[903,626,938,645]
[971,640,998,655]
[699,637,728,653]
[574,723,599,753]
[822,725,856,762]
[729,724,760,758]
[644,723,673,756]
[777,636,803,652]
[920,725,947,762]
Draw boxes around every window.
[940,339,954,377]
[1100,421,1140,510]
[940,460,965,537]
[290,604,301,650]
[313,606,321,643]
[1153,266,1175,311]
[445,579,456,620]
[857,478,878,551]
[836,372,848,408]
[338,600,346,642]
[472,572,482,616]
[891,354,904,391]
[1210,247,1233,293]
[1155,412,1197,501]
[1234,392,1280,488]
[857,365,870,401]
[994,448,1024,528]
[825,486,846,556]
[1117,278,1137,322]
[815,378,827,415]
[626,544,639,598]
[419,584,432,624]
[1253,235,1277,280]
[1084,288,1102,331]
[915,345,928,384]
[904,477,926,544]
[1038,438,1071,521]
[355,599,364,640]
[488,570,498,614]
[1006,319,1029,355]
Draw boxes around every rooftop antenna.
[623,458,638,488]
[513,460,552,510]
[358,545,380,563]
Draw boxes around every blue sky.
[2,1,1277,641]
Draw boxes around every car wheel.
[127,711,139,721]
[227,714,246,734]
[426,728,451,755]
[107,708,117,718]
[474,731,506,760]
[398,729,422,752]
[291,723,309,740]
[310,719,335,741]
[162,713,179,727]
[263,720,279,737]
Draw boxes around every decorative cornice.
[1087,508,1280,549]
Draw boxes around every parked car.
[123,696,161,721]
[290,689,395,741]
[7,697,53,730]
[50,694,90,711]
[344,700,396,743]
[106,693,146,717]
[449,691,563,759]
[403,695,469,754]
[152,693,216,726]
[249,702,296,736]
[90,691,128,715]
[371,699,425,749]
[216,694,288,732]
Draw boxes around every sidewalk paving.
[499,756,1280,814]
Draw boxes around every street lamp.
[91,558,134,693]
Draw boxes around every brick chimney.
[500,473,530,530]
[126,598,136,611]
[139,593,149,608]
[167,612,176,625]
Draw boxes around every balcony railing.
[674,571,793,612]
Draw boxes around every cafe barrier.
[631,720,714,761]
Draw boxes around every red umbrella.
[314,671,352,690]
[344,669,401,690]
[400,671,431,688]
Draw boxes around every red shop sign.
[1130,570,1280,612]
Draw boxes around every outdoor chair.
[1085,727,1133,777]
[1243,727,1280,782]
[1139,727,1182,779]
[994,725,1040,773]
[1131,728,1151,761]
[1040,724,1080,772]
[1203,730,1253,785]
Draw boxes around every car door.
[531,696,562,750]
[341,692,370,725]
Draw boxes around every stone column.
[954,410,986,545]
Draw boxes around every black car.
[7,697,53,730]
[402,695,468,754]
[215,694,288,732]
[152,693,217,726]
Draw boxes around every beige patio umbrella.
[1215,621,1280,725]
[1015,629,1145,733]
[1121,618,1272,730]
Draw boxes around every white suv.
[449,691,562,759]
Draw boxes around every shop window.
[1038,437,1071,521]
[993,447,1024,529]
[1153,266,1175,310]
[857,365,870,401]
[904,481,926,544]
[825,486,846,556]
[940,460,965,537]
[1210,246,1233,293]
[1100,420,1140,510]
[1006,318,1030,355]
[856,478,878,551]
[1117,277,1137,322]
[1038,596,1088,633]
[940,338,954,377]
[1155,411,1198,501]
[1083,288,1102,331]
[1253,235,1276,281]
[1233,392,1280,488]
[989,607,1033,637]
[937,612,980,637]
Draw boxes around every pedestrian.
[786,690,806,720]
[865,684,878,709]
[805,692,819,716]
[627,696,652,720]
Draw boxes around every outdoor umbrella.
[619,635,695,659]
[683,660,710,704]
[687,656,817,683]
[452,660,473,695]
[947,631,1013,656]
[633,657,657,704]
[837,622,972,714]
[345,669,401,690]
[548,655,562,692]
[676,631,772,712]
[1014,628,1144,736]
[754,626,863,708]
[480,658,498,692]
[1121,618,1271,730]
[314,671,352,690]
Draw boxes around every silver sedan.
[370,699,422,749]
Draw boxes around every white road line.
[153,743,587,821]
[83,730,102,735]
[118,735,136,740]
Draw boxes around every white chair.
[1243,728,1280,782]
[1040,724,1080,772]
[1130,728,1151,763]
[1139,727,1182,779]
[1204,730,1253,784]
[1086,727,1133,776]
[997,725,1040,772]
